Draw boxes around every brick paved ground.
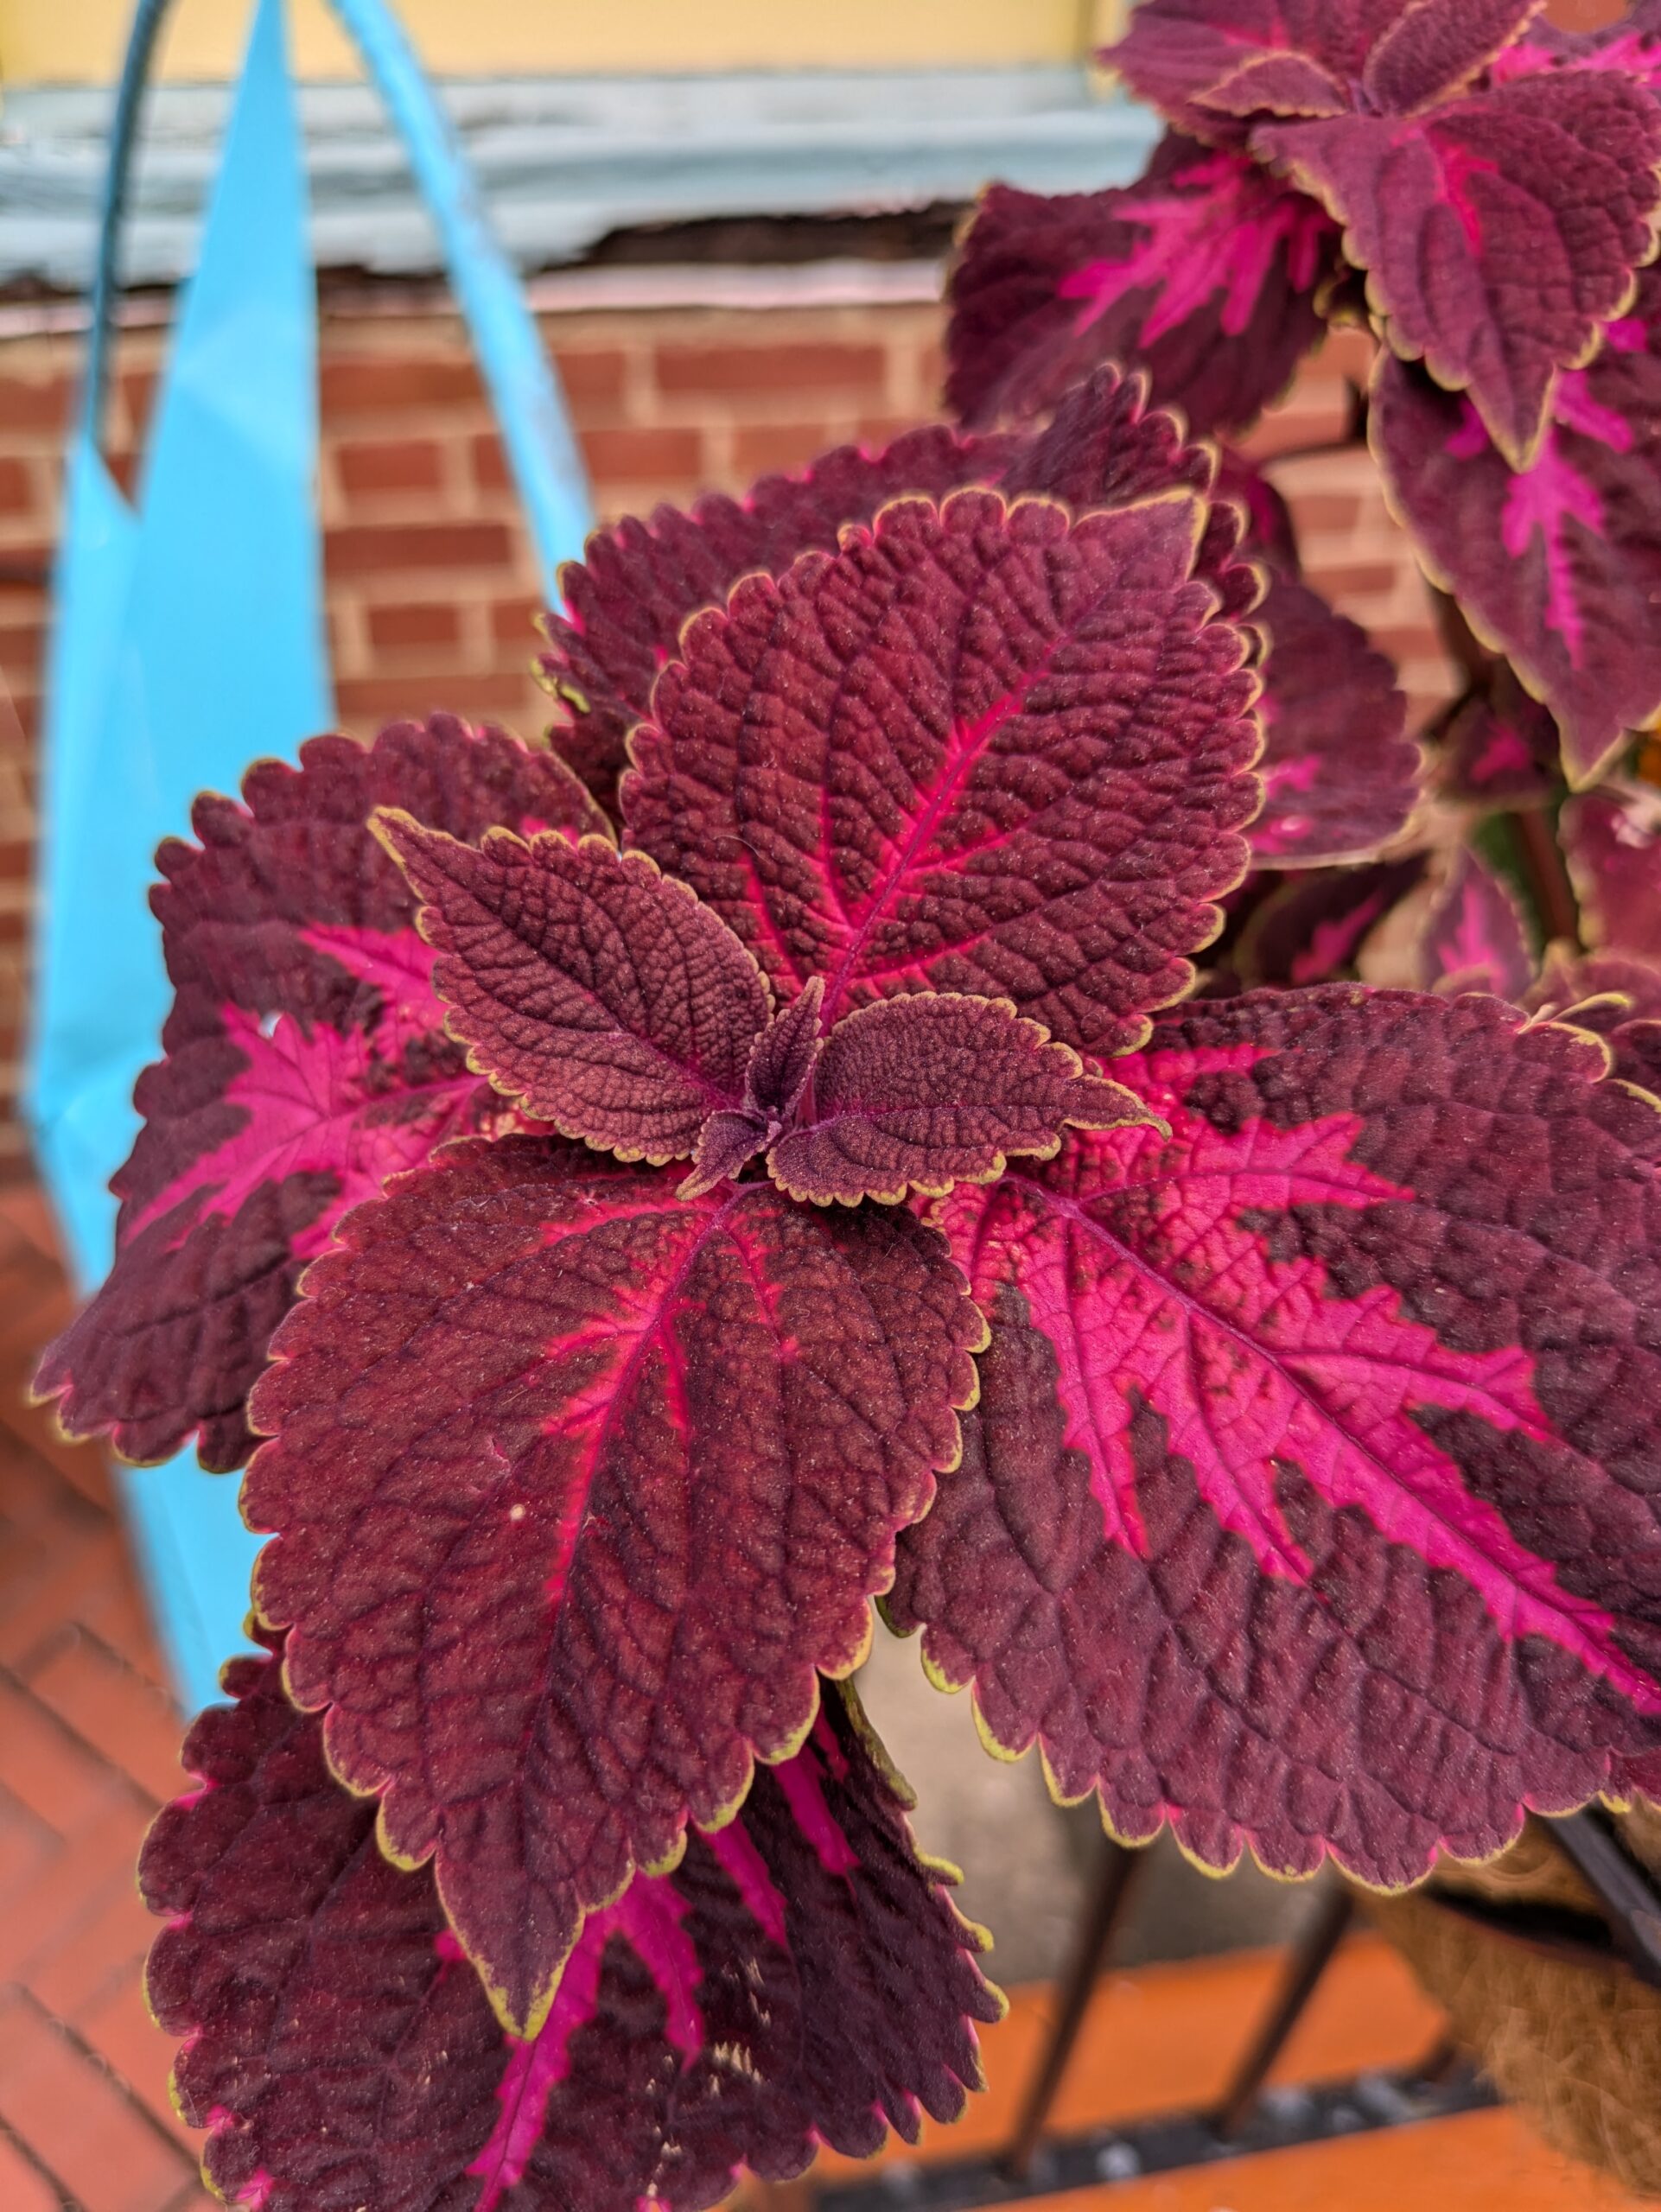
[0,1185,208,2212]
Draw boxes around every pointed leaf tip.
[142,1642,1000,2212]
[379,815,773,1163]
[243,1135,985,2030]
[747,976,824,1122]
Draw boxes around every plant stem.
[1512,805,1580,950]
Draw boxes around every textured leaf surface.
[543,376,1258,823]
[744,977,824,1122]
[890,988,1661,1886]
[1416,849,1534,1000]
[1106,1,1403,146]
[1563,787,1661,958]
[767,995,1153,1208]
[1251,573,1418,865]
[1260,70,1661,467]
[143,1643,1000,2212]
[1000,366,1263,623]
[1527,944,1661,1094]
[623,490,1259,1061]
[379,817,769,1160]
[944,133,1336,438]
[1010,410,1415,868]
[244,1135,983,2033]
[35,720,603,1471]
[540,428,1015,814]
[1374,279,1661,788]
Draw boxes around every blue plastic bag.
[27,0,591,1712]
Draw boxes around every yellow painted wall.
[1,0,1128,85]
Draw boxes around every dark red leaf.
[378,816,771,1161]
[1526,944,1661,1093]
[1106,1,1410,147]
[1212,447,1301,577]
[1374,280,1661,788]
[678,1109,773,1203]
[622,489,1260,1061]
[1562,785,1661,957]
[243,1135,983,2034]
[767,995,1156,1208]
[1236,856,1428,987]
[977,376,1414,868]
[1441,690,1562,807]
[1359,0,1542,115]
[1000,366,1265,623]
[1251,572,1419,866]
[890,988,1661,1888]
[143,1641,1000,2212]
[1259,70,1661,467]
[1415,848,1534,999]
[540,427,1015,815]
[34,720,603,1471]
[943,132,1337,438]
[744,976,824,1124]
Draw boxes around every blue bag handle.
[36,0,592,1712]
[80,0,591,601]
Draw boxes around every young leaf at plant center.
[33,719,606,1471]
[678,981,827,1201]
[943,132,1337,439]
[1254,69,1661,469]
[1372,278,1661,790]
[1250,571,1420,866]
[1416,848,1534,1001]
[1525,945,1661,1094]
[378,816,771,1162]
[143,1639,1001,2212]
[243,1134,984,2034]
[540,426,1015,814]
[767,994,1157,1208]
[890,988,1661,1888]
[744,975,824,1123]
[622,490,1260,1062]
[1235,856,1428,988]
[1562,786,1661,960]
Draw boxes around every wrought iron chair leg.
[1000,1837,1142,2181]
[1209,1881,1357,2140]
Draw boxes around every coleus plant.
[32,3,1661,2207]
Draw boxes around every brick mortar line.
[0,1654,168,1808]
[5,1987,196,2191]
[0,2112,86,2212]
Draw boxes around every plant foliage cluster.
[36,3,1661,2204]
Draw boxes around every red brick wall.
[0,295,1450,1175]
